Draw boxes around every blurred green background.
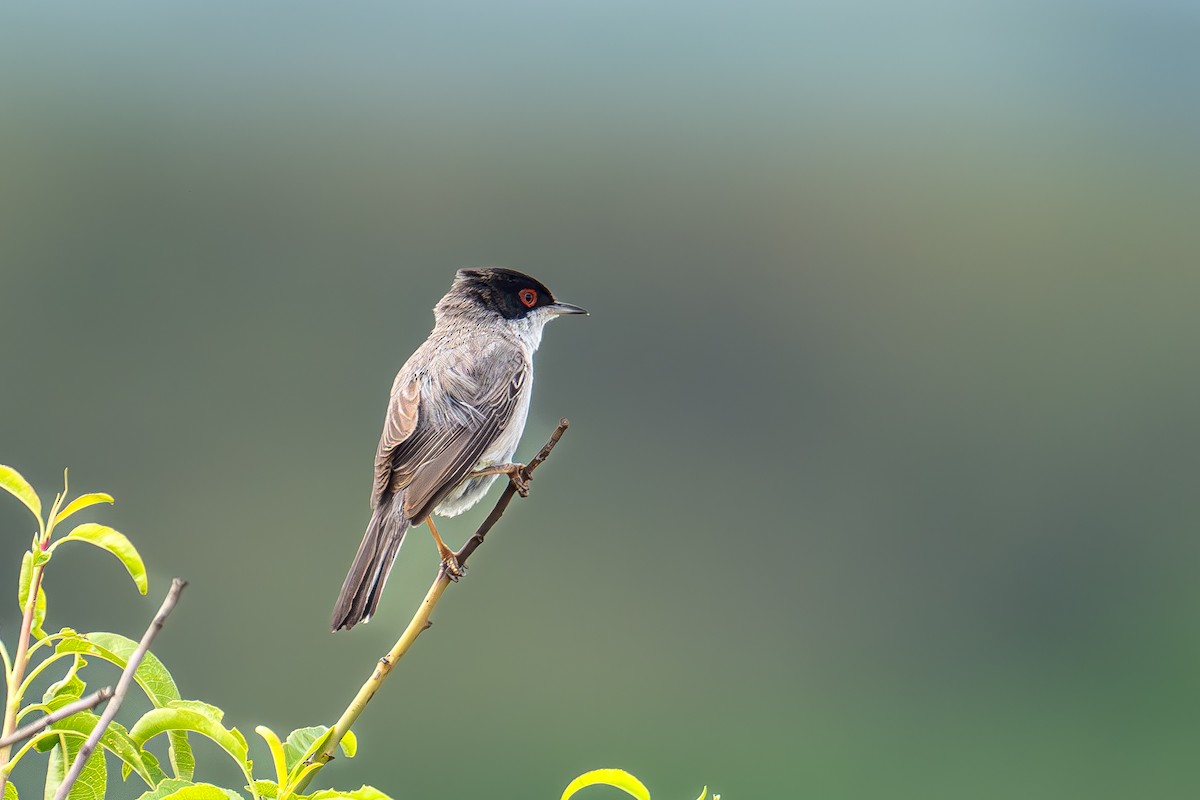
[2,2,1198,797]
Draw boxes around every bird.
[330,268,587,631]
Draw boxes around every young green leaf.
[282,727,357,775]
[43,738,67,800]
[128,707,250,775]
[2,779,16,799]
[169,700,226,723]
[31,585,47,639]
[282,727,329,774]
[44,711,163,786]
[307,787,393,800]
[561,769,652,800]
[55,633,194,780]
[50,523,148,594]
[17,551,47,639]
[42,655,88,706]
[18,550,35,610]
[135,779,196,800]
[123,748,163,782]
[134,779,246,800]
[52,494,115,527]
[1,637,12,679]
[169,729,196,782]
[56,633,180,704]
[255,726,288,786]
[45,730,108,800]
[249,781,280,799]
[0,464,42,522]
[159,787,244,800]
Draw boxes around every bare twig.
[456,417,569,567]
[294,419,571,792]
[0,688,113,749]
[53,578,187,800]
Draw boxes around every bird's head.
[439,268,587,346]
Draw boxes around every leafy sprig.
[0,467,388,800]
[0,463,716,800]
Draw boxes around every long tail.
[331,494,409,631]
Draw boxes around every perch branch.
[0,688,114,749]
[53,578,187,800]
[295,418,571,792]
[456,417,569,567]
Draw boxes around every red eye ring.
[518,288,538,308]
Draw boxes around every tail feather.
[331,495,409,631]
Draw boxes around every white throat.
[506,307,557,353]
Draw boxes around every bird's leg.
[467,462,530,496]
[426,517,465,581]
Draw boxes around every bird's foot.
[506,464,530,497]
[440,553,467,582]
[427,516,466,582]
[468,462,531,497]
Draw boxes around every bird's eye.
[518,288,538,308]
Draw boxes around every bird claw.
[509,469,530,497]
[441,554,466,581]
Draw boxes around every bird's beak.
[546,301,589,316]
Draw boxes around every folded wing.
[372,343,526,522]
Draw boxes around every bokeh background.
[2,2,1199,797]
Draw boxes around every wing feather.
[371,376,420,506]
[371,342,526,521]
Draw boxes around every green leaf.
[158,787,243,800]
[128,708,250,773]
[282,727,328,774]
[124,749,162,782]
[44,739,66,799]
[561,769,652,800]
[249,781,279,799]
[3,779,17,800]
[53,494,115,527]
[44,730,108,800]
[17,551,47,639]
[255,726,288,786]
[1,637,12,679]
[43,655,87,706]
[169,700,226,723]
[55,633,193,780]
[134,780,245,800]
[56,633,181,706]
[43,711,163,787]
[307,787,393,800]
[135,779,195,800]
[337,731,356,760]
[19,551,34,608]
[31,589,47,638]
[50,523,148,594]
[0,464,41,522]
[282,727,355,775]
[170,729,196,782]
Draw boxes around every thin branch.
[456,417,570,567]
[294,418,571,793]
[0,561,47,794]
[0,688,113,749]
[53,578,187,800]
